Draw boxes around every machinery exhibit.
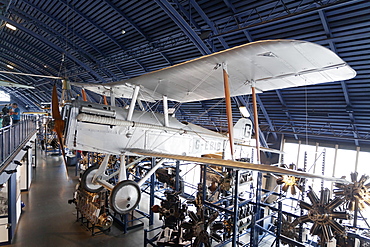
[1,1,370,246]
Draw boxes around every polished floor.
[7,152,152,247]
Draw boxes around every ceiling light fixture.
[121,29,126,34]
[7,64,14,69]
[5,23,17,31]
[239,106,250,118]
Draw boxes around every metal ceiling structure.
[0,0,369,151]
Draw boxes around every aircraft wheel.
[110,180,141,214]
[81,165,104,193]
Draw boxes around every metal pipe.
[296,140,301,167]
[110,89,116,107]
[127,85,140,121]
[355,146,360,172]
[330,144,339,197]
[251,81,260,163]
[137,159,166,187]
[163,95,169,127]
[118,154,127,182]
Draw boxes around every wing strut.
[103,95,108,105]
[251,80,261,163]
[222,63,234,160]
[81,88,87,101]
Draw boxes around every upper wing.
[69,82,161,102]
[0,80,35,89]
[73,40,355,103]
[128,148,349,183]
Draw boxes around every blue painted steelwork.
[0,0,369,150]
[0,16,108,83]
[155,0,211,55]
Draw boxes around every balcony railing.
[0,116,37,167]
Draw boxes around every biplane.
[52,39,356,214]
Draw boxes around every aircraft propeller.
[51,84,68,177]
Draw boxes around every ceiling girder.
[155,0,211,55]
[0,16,107,83]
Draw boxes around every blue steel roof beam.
[154,0,211,56]
[103,0,171,66]
[103,0,149,41]
[223,0,238,14]
[19,0,107,57]
[275,89,298,140]
[0,16,107,83]
[318,9,359,146]
[0,41,59,78]
[59,2,147,74]
[0,41,59,76]
[256,95,278,140]
[189,0,229,50]
[9,8,117,80]
[1,31,62,74]
[171,0,218,53]
[0,74,43,103]
[0,56,43,86]
[212,0,358,39]
[236,95,268,149]
[199,101,220,132]
[0,57,56,102]
[60,0,125,51]
[0,71,47,104]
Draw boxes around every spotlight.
[239,106,250,118]
[5,23,17,31]
[6,64,14,69]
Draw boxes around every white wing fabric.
[71,40,356,102]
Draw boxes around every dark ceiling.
[0,0,369,151]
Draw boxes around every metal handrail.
[0,115,37,167]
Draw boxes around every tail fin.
[233,118,252,142]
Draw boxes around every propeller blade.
[52,84,68,177]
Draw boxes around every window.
[0,91,10,102]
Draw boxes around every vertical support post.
[251,172,262,247]
[251,81,260,163]
[330,144,339,197]
[354,199,359,228]
[232,170,240,247]
[279,136,285,164]
[202,165,207,203]
[127,86,140,121]
[276,201,283,247]
[354,146,360,172]
[299,151,307,243]
[175,161,180,192]
[313,142,319,175]
[149,157,155,226]
[321,149,326,190]
[296,140,301,167]
[222,63,234,160]
[163,95,169,127]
